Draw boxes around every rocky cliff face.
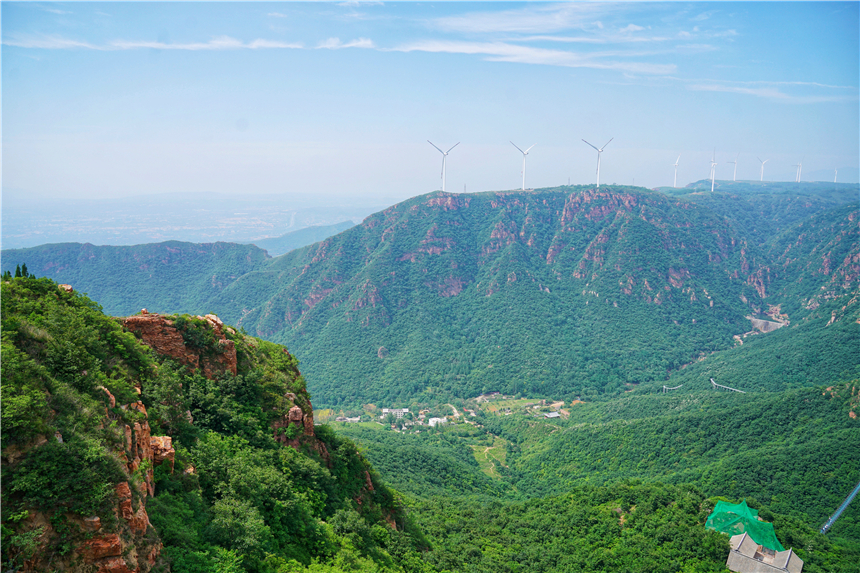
[3,278,406,573]
[123,312,237,378]
[17,392,175,573]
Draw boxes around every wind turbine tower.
[673,155,680,188]
[427,141,460,193]
[710,149,717,193]
[510,141,536,191]
[835,169,838,183]
[795,158,803,182]
[582,138,613,188]
[728,152,739,182]
[757,157,769,182]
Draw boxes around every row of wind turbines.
[429,138,613,192]
[695,150,818,193]
[429,139,835,193]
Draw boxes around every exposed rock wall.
[123,313,237,377]
[20,393,174,573]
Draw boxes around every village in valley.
[316,391,578,431]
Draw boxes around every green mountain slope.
[489,385,860,527]
[652,296,859,394]
[1,241,271,317]
[210,187,856,406]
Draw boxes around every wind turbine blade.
[763,159,769,165]
[525,144,536,153]
[582,139,599,152]
[675,155,680,166]
[757,156,763,164]
[602,138,614,149]
[510,141,525,154]
[428,140,444,154]
[446,142,460,153]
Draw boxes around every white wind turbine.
[709,149,717,192]
[428,141,460,193]
[510,141,536,191]
[757,157,769,181]
[728,152,739,182]
[582,138,613,188]
[834,169,838,183]
[673,155,680,188]
[794,157,804,182]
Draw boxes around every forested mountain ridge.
[0,241,271,317]
[211,186,858,405]
[0,276,429,573]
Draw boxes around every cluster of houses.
[332,406,465,428]
[379,408,449,427]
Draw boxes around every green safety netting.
[705,499,785,552]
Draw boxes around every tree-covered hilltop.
[661,180,858,206]
[0,276,431,573]
[656,181,854,247]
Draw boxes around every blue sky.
[3,1,858,202]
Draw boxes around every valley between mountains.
[2,181,858,573]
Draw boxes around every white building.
[381,408,409,419]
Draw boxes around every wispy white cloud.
[43,7,71,15]
[684,78,856,90]
[4,34,304,51]
[516,33,672,45]
[391,40,676,75]
[3,34,385,52]
[3,36,99,50]
[688,83,858,103]
[110,36,304,51]
[619,24,644,33]
[433,4,609,34]
[267,12,288,18]
[690,11,717,22]
[317,37,375,49]
[337,1,383,6]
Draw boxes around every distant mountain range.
[4,181,857,407]
[244,221,355,257]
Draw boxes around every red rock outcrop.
[123,313,237,378]
[78,534,122,560]
[151,435,175,473]
[272,398,330,463]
